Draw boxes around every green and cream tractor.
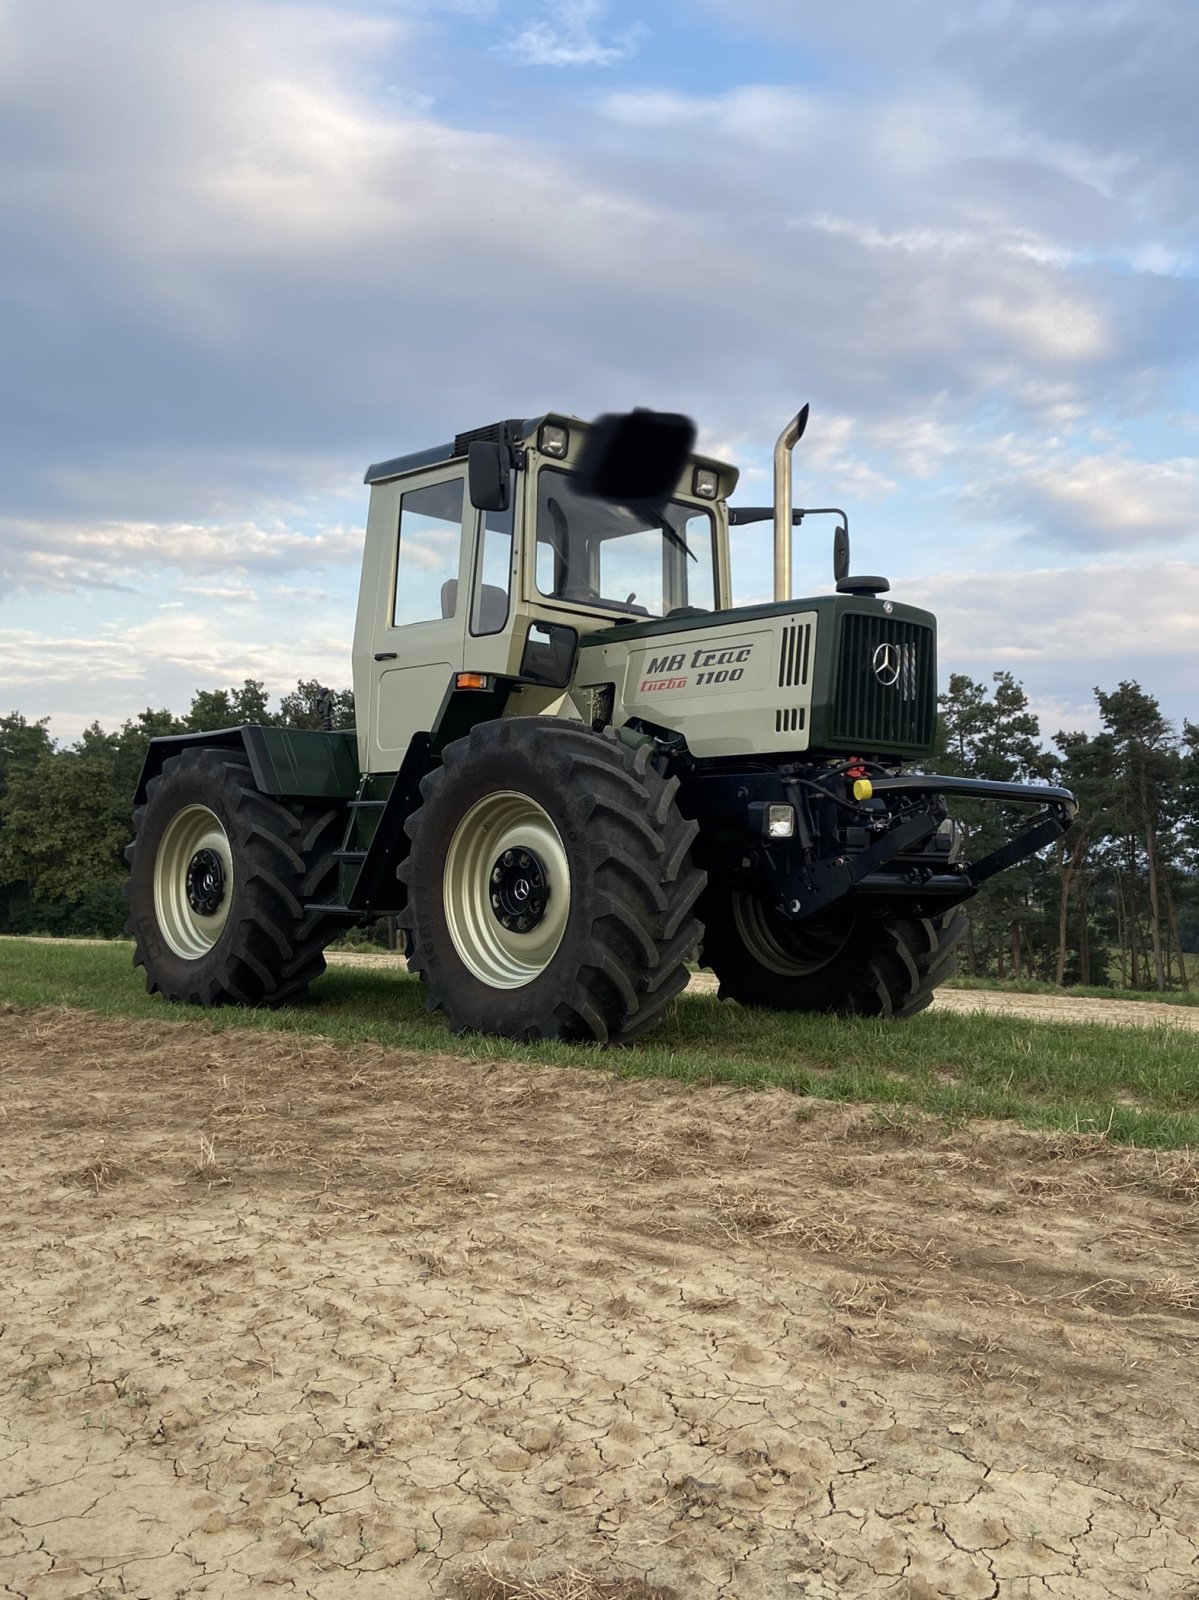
[126,407,1075,1042]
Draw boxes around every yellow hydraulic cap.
[852,778,874,802]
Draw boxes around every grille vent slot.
[452,417,524,458]
[833,614,935,749]
[774,707,805,735]
[778,623,812,688]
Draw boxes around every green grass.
[2,938,1198,1149]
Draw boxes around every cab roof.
[364,416,542,485]
[363,411,738,495]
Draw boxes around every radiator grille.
[832,613,935,749]
[777,622,812,688]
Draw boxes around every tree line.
[936,673,1198,989]
[0,681,353,941]
[0,673,1195,989]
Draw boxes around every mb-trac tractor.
[126,407,1076,1043]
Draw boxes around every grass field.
[3,936,1197,1149]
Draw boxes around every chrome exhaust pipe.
[772,403,809,601]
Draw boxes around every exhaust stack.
[772,403,809,601]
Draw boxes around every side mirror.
[467,440,509,513]
[833,525,850,583]
[519,621,578,688]
[575,409,696,515]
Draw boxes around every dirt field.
[2,1007,1198,1600]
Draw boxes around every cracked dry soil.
[1,1009,1198,1600]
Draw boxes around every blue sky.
[2,0,1197,741]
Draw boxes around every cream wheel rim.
[731,893,854,977]
[443,791,571,989]
[153,804,234,960]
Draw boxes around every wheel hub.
[186,847,226,917]
[489,847,549,933]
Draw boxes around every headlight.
[693,466,719,499]
[539,423,569,458]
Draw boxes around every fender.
[133,725,360,804]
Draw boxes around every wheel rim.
[153,804,235,960]
[443,791,571,989]
[731,893,855,977]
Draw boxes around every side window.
[391,478,465,627]
[471,494,514,636]
[536,535,557,596]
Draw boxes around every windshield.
[534,468,716,619]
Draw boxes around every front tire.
[125,747,341,1006]
[399,721,705,1043]
[700,888,967,1019]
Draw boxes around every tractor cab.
[352,413,738,774]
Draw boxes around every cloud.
[894,558,1199,736]
[505,1,642,67]
[2,2,773,523]
[591,79,1189,435]
[914,558,1199,664]
[966,455,1199,551]
[968,287,1110,364]
[1,0,1191,532]
[0,603,356,738]
[0,516,363,597]
[695,0,1199,238]
[603,85,820,149]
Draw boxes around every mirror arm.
[729,506,805,526]
[735,498,852,587]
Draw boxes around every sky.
[2,0,1197,744]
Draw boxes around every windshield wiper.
[654,512,697,562]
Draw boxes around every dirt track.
[2,1007,1198,1599]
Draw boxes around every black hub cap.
[186,848,226,917]
[489,847,549,934]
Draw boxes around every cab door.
[365,467,471,771]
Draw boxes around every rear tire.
[699,889,967,1019]
[125,746,342,1006]
[399,721,705,1043]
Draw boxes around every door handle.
[374,651,397,661]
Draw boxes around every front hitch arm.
[954,807,1073,888]
[868,773,1077,890]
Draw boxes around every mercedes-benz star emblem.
[872,642,901,687]
[514,878,530,901]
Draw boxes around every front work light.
[539,423,569,458]
[748,801,795,838]
[693,466,719,499]
[767,804,795,838]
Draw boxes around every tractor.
[126,407,1075,1042]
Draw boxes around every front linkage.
[681,762,1077,926]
